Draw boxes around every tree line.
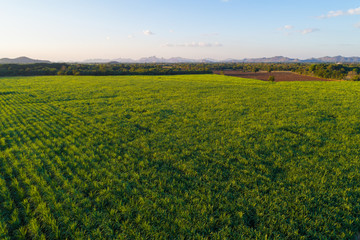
[0,63,212,76]
[0,62,359,80]
[208,63,360,80]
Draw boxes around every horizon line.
[2,55,360,63]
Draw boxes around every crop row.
[0,75,360,239]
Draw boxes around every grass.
[0,75,359,239]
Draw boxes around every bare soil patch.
[214,70,333,82]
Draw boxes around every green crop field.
[0,75,359,239]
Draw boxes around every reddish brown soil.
[213,70,334,82]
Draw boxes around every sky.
[1,0,360,61]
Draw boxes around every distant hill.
[301,56,360,63]
[82,56,360,64]
[228,56,360,63]
[83,58,136,63]
[2,55,360,64]
[83,56,199,64]
[0,57,51,64]
[239,56,300,63]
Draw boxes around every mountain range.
[0,57,51,64]
[81,55,360,63]
[2,56,360,64]
[226,56,360,63]
[82,56,206,63]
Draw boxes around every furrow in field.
[0,92,137,237]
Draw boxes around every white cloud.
[355,22,360,28]
[163,42,223,48]
[184,42,211,47]
[324,10,344,18]
[319,7,360,18]
[222,0,230,2]
[163,43,174,47]
[300,28,320,35]
[278,25,319,35]
[143,30,154,35]
[128,34,134,39]
[106,36,110,41]
[347,7,360,15]
[278,25,294,31]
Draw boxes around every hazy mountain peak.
[2,55,360,64]
[0,57,51,64]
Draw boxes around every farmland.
[0,75,360,239]
[213,70,333,82]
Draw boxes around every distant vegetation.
[210,63,360,80]
[268,75,275,82]
[0,75,360,239]
[0,63,212,76]
[1,62,360,80]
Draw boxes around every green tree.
[351,75,360,81]
[268,76,275,82]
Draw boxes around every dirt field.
[213,70,333,82]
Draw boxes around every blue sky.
[1,0,360,61]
